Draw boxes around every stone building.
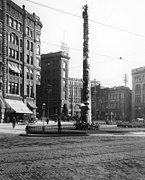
[132,66,145,120]
[0,0,42,122]
[68,78,99,119]
[91,86,131,121]
[68,78,82,117]
[39,51,70,118]
[108,86,131,121]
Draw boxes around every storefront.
[4,99,33,123]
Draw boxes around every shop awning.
[27,102,37,109]
[9,63,20,74]
[5,99,33,114]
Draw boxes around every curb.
[20,133,89,137]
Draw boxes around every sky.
[12,0,145,89]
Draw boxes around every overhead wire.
[25,0,145,39]
[25,0,144,69]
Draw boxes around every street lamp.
[47,84,52,121]
[42,103,46,132]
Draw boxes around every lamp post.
[42,103,46,132]
[47,84,52,122]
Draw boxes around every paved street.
[0,124,145,180]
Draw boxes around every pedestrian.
[58,118,62,134]
[46,117,49,124]
[12,116,16,128]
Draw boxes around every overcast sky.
[12,0,145,89]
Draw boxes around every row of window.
[135,84,145,92]
[135,94,145,104]
[69,81,82,86]
[27,55,33,65]
[8,82,34,98]
[69,87,81,97]
[69,97,81,103]
[8,82,19,95]
[27,85,33,97]
[8,47,41,67]
[27,40,33,51]
[134,75,145,82]
[26,27,33,38]
[9,62,40,81]
[8,48,19,60]
[7,15,41,42]
[8,33,19,45]
[7,15,22,32]
[109,93,122,100]
[8,32,41,56]
[108,103,121,109]
[8,33,35,53]
[26,68,33,80]
[26,68,41,81]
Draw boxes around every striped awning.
[5,99,33,114]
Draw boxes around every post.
[82,5,91,124]
[47,84,52,119]
[42,103,46,132]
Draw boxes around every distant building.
[68,78,99,119]
[39,51,70,118]
[132,66,145,119]
[108,86,131,121]
[91,86,131,121]
[68,78,82,117]
[0,0,42,122]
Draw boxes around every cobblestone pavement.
[0,129,145,179]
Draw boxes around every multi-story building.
[40,51,70,118]
[108,86,131,121]
[68,78,99,119]
[68,78,82,117]
[132,66,145,119]
[0,0,42,122]
[91,86,131,121]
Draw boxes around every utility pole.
[123,74,128,87]
[82,5,91,124]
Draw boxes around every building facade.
[0,0,42,122]
[40,51,69,118]
[132,66,145,120]
[68,78,82,117]
[68,78,99,119]
[108,86,131,121]
[91,86,131,121]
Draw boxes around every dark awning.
[5,99,33,114]
[27,102,37,109]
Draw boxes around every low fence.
[25,124,74,134]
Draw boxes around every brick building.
[39,51,70,118]
[0,0,42,122]
[91,86,131,121]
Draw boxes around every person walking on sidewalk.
[12,116,16,128]
[58,118,62,134]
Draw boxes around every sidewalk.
[1,121,145,136]
[0,120,75,135]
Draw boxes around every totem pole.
[82,5,91,124]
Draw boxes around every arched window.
[135,84,141,93]
[9,33,19,45]
[27,40,29,50]
[30,42,33,52]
